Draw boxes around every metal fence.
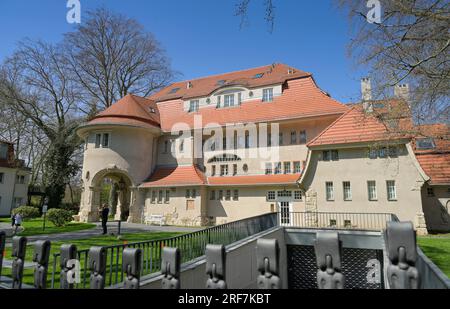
[281,212,399,231]
[49,212,278,288]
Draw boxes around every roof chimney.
[394,84,409,101]
[187,81,193,89]
[361,77,372,101]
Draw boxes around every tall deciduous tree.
[64,8,175,110]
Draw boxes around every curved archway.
[90,168,134,221]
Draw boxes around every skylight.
[216,80,226,86]
[253,73,264,79]
[169,87,180,94]
[416,138,436,150]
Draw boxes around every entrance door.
[278,201,292,226]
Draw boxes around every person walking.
[13,213,22,235]
[101,204,110,235]
[11,213,16,227]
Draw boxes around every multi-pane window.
[386,180,397,201]
[218,190,224,200]
[367,181,377,201]
[189,100,199,112]
[267,191,276,201]
[331,150,339,161]
[379,147,388,158]
[0,144,8,159]
[192,189,197,199]
[102,133,109,148]
[16,175,25,184]
[158,190,163,203]
[0,173,3,183]
[274,162,282,175]
[262,88,274,102]
[265,163,272,175]
[220,165,228,176]
[294,191,302,201]
[95,133,109,148]
[225,190,231,201]
[299,130,307,144]
[326,182,334,201]
[165,190,170,204]
[294,161,302,173]
[343,181,352,201]
[95,134,101,148]
[224,94,234,107]
[277,190,292,198]
[151,191,156,203]
[216,96,221,108]
[185,189,190,199]
[210,190,216,200]
[284,162,291,174]
[427,187,435,197]
[233,190,239,201]
[323,150,331,161]
[369,149,378,159]
[290,131,297,144]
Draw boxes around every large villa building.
[76,63,450,234]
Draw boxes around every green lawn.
[0,218,96,237]
[2,231,183,288]
[418,234,450,278]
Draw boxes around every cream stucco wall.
[421,184,450,232]
[0,167,30,216]
[301,144,427,228]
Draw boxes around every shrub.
[12,206,40,219]
[46,208,73,227]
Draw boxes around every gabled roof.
[87,94,160,129]
[151,63,310,102]
[308,105,409,147]
[156,77,348,131]
[140,165,207,188]
[208,174,301,186]
[416,153,450,185]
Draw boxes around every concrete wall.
[139,227,287,289]
[0,167,30,216]
[301,144,427,227]
[421,184,450,232]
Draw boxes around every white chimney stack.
[361,77,372,101]
[394,84,409,101]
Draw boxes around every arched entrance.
[89,168,134,222]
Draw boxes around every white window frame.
[233,189,239,201]
[294,190,302,201]
[343,181,352,201]
[224,94,234,107]
[299,130,307,144]
[265,163,273,175]
[220,165,228,176]
[293,161,301,174]
[262,88,274,102]
[367,181,377,201]
[386,180,397,201]
[189,100,199,112]
[326,182,334,201]
[267,191,276,201]
[290,131,297,144]
[284,162,291,174]
[274,162,282,175]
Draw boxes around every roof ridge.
[307,107,356,146]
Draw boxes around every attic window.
[416,138,436,150]
[253,73,264,79]
[216,80,226,86]
[169,88,180,94]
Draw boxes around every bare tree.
[235,0,276,32]
[338,0,449,131]
[0,40,83,209]
[64,8,175,110]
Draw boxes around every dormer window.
[224,94,234,107]
[189,100,199,112]
[253,73,264,79]
[416,138,436,150]
[169,87,180,94]
[216,80,226,86]
[262,88,273,102]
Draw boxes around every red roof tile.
[87,94,160,129]
[207,174,301,186]
[140,165,207,188]
[151,63,310,102]
[416,153,450,185]
[308,106,409,147]
[154,77,348,131]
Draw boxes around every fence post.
[0,231,5,282]
[11,236,27,289]
[33,240,51,289]
[122,248,142,289]
[314,231,345,289]
[205,244,227,289]
[60,244,78,289]
[385,221,420,289]
[161,247,180,289]
[256,239,281,289]
[88,246,107,289]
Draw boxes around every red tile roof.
[416,153,450,185]
[208,174,301,186]
[308,106,409,147]
[155,77,348,131]
[414,123,450,154]
[151,63,311,102]
[140,165,207,188]
[87,94,160,129]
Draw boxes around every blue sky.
[0,0,367,103]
